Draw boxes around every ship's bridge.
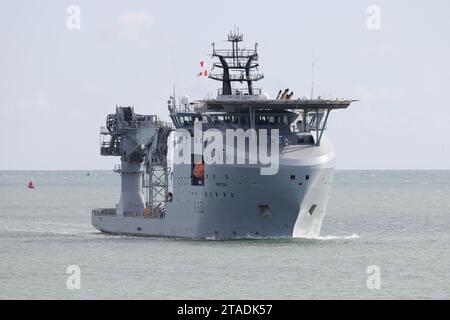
[199,98,354,144]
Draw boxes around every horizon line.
[1,168,450,172]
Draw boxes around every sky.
[0,0,449,170]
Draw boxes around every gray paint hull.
[92,137,336,240]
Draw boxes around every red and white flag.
[197,61,208,77]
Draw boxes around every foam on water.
[315,234,360,240]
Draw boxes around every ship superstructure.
[92,32,355,239]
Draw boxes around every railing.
[209,73,264,81]
[100,137,120,156]
[217,88,262,96]
[213,62,259,69]
[102,120,174,132]
[116,121,159,130]
[100,126,109,134]
[213,49,257,58]
[92,208,117,216]
[159,120,174,129]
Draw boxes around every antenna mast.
[310,62,314,100]
[209,30,263,96]
[172,84,176,111]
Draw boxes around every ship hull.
[92,165,334,239]
[92,137,335,240]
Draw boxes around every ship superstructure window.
[172,114,202,128]
[210,115,239,124]
[290,175,295,180]
[256,114,290,126]
[306,175,310,180]
[297,135,314,145]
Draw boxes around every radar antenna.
[209,30,263,96]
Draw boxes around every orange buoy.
[193,163,205,179]
[28,180,35,189]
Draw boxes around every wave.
[315,233,360,240]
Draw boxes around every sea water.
[0,170,449,299]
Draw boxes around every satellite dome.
[181,95,190,106]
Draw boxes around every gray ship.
[92,32,355,239]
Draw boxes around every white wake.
[314,234,360,240]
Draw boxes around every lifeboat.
[193,163,205,179]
